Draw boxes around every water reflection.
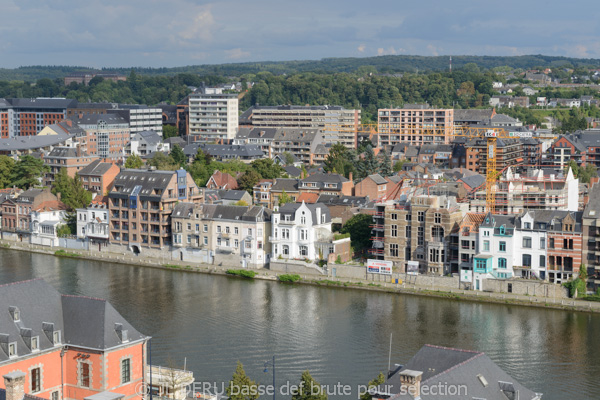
[0,249,599,399]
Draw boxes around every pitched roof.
[277,202,331,223]
[132,130,162,145]
[207,170,239,190]
[0,279,146,364]
[366,174,388,185]
[584,184,600,218]
[109,169,179,200]
[380,345,540,400]
[271,178,299,192]
[78,159,117,176]
[284,165,302,177]
[459,174,486,190]
[0,133,74,151]
[296,192,320,204]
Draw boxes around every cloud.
[377,47,398,56]
[357,44,366,53]
[427,44,439,56]
[225,48,250,60]
[177,5,215,42]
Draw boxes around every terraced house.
[107,168,202,253]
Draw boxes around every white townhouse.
[76,201,110,245]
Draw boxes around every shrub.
[226,269,257,278]
[333,232,350,240]
[279,274,301,283]
[335,255,343,264]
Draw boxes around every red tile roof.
[296,192,319,204]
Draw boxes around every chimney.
[4,371,26,400]
[399,370,423,397]
[349,171,353,182]
[77,146,81,157]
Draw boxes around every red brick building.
[77,160,121,197]
[0,279,149,400]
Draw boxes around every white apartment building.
[30,207,67,247]
[188,89,238,142]
[76,202,110,244]
[271,202,334,261]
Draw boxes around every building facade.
[378,105,454,147]
[188,91,238,142]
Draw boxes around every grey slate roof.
[300,172,348,188]
[164,137,186,146]
[284,165,302,177]
[109,169,179,200]
[0,133,74,151]
[453,109,494,123]
[70,113,127,126]
[459,174,486,190]
[380,345,540,400]
[172,202,196,219]
[277,202,331,224]
[0,279,146,363]
[219,190,248,201]
[5,98,77,109]
[78,159,115,176]
[202,204,270,222]
[133,130,162,145]
[316,195,369,207]
[238,127,279,140]
[46,146,85,158]
[273,128,320,142]
[271,178,299,192]
[584,184,600,218]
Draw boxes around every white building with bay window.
[270,202,333,261]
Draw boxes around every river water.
[1,249,599,399]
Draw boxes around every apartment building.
[0,98,76,138]
[108,104,163,136]
[370,196,462,276]
[235,127,279,157]
[0,279,149,400]
[298,172,354,197]
[241,105,361,148]
[71,114,130,159]
[77,160,120,197]
[126,130,168,156]
[43,147,99,186]
[465,137,523,175]
[76,199,110,245]
[171,203,271,267]
[583,185,600,292]
[377,105,454,147]
[188,89,238,142]
[271,128,325,164]
[107,168,202,252]
[271,202,350,262]
[0,189,61,242]
[470,167,579,214]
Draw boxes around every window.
[540,237,546,249]
[476,259,487,270]
[549,238,554,248]
[390,243,399,257]
[418,226,424,246]
[121,359,131,384]
[522,237,532,248]
[391,225,398,237]
[187,223,192,230]
[540,255,546,268]
[31,336,39,351]
[225,226,230,234]
[499,241,506,252]
[434,213,441,224]
[524,222,531,229]
[234,227,239,235]
[51,391,59,400]
[53,331,61,344]
[300,246,308,256]
[483,240,490,251]
[203,224,208,232]
[405,214,411,221]
[234,239,239,248]
[217,238,221,246]
[217,225,221,233]
[523,254,532,267]
[498,258,507,269]
[405,225,411,239]
[417,211,424,222]
[80,362,90,387]
[391,213,398,220]
[8,342,16,357]
[31,367,41,393]
[483,230,490,237]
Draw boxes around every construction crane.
[328,122,555,213]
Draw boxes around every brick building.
[107,168,202,252]
[43,147,99,187]
[0,98,77,138]
[77,160,120,197]
[0,279,149,400]
[378,105,454,147]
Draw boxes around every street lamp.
[263,356,275,400]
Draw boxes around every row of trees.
[324,143,393,180]
[227,362,384,400]
[0,155,49,190]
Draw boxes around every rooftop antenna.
[449,56,452,73]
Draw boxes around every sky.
[1,0,599,68]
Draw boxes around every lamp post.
[263,356,275,400]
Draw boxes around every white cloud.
[427,44,439,56]
[177,5,215,42]
[224,48,250,60]
[357,44,366,53]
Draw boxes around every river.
[1,249,599,399]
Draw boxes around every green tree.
[278,189,292,206]
[283,151,296,166]
[378,150,392,177]
[52,169,92,210]
[356,145,378,180]
[56,224,73,238]
[292,370,327,400]
[11,155,49,189]
[324,143,356,179]
[234,200,249,206]
[578,164,597,184]
[227,362,259,400]
[0,155,15,189]
[340,213,373,256]
[163,125,178,139]
[237,170,261,193]
[170,144,186,167]
[147,152,178,170]
[359,373,385,400]
[393,159,408,172]
[124,154,144,169]
[251,158,284,179]
[579,263,588,280]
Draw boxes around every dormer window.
[53,331,61,345]
[8,342,17,357]
[9,306,20,321]
[31,336,39,351]
[499,226,505,235]
[524,222,531,229]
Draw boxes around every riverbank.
[2,240,599,314]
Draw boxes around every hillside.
[1,54,599,81]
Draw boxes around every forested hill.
[2,54,600,81]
